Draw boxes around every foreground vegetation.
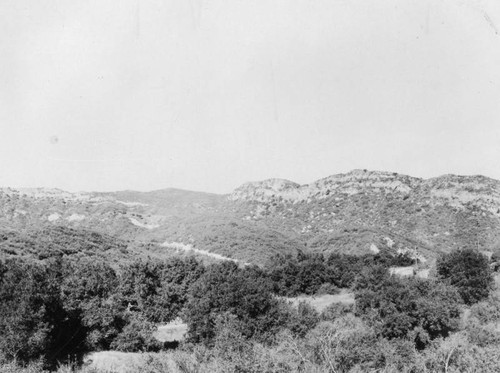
[1,247,499,372]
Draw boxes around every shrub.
[0,259,86,368]
[286,301,320,338]
[117,258,205,324]
[304,316,380,372]
[320,303,353,322]
[436,248,493,304]
[420,332,500,373]
[110,316,162,352]
[376,338,422,372]
[316,283,339,295]
[353,264,390,291]
[60,259,124,351]
[465,317,500,347]
[355,277,461,348]
[184,262,286,345]
[469,293,500,324]
[0,357,48,373]
[325,254,361,288]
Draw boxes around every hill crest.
[2,169,500,265]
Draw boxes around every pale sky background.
[1,0,500,193]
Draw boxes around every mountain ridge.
[1,169,500,265]
[2,169,500,198]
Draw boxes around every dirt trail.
[161,241,245,264]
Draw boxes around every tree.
[60,258,124,351]
[184,262,286,344]
[151,257,205,322]
[436,248,493,304]
[267,253,301,296]
[355,277,461,349]
[326,254,361,288]
[0,259,86,368]
[116,260,164,316]
[116,258,205,324]
[295,252,327,295]
[267,251,329,296]
[110,316,162,352]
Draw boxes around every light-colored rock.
[370,243,380,253]
[128,217,160,230]
[47,213,61,222]
[67,213,86,222]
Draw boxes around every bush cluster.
[0,256,205,368]
[266,249,415,296]
[0,246,496,372]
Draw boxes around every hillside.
[1,170,500,265]
[228,170,500,260]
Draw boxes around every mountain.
[1,170,500,265]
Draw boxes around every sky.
[1,0,500,193]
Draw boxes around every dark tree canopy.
[183,261,286,344]
[60,259,124,351]
[436,248,493,305]
[355,276,462,349]
[0,259,86,369]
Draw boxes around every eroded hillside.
[1,170,500,265]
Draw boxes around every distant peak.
[230,170,426,202]
[429,173,496,182]
[342,169,410,178]
[229,178,300,202]
[236,178,300,191]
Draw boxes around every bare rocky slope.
[2,170,500,265]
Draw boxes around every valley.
[2,170,500,373]
[2,170,500,265]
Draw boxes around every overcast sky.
[1,0,500,193]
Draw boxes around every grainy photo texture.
[1,1,500,372]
